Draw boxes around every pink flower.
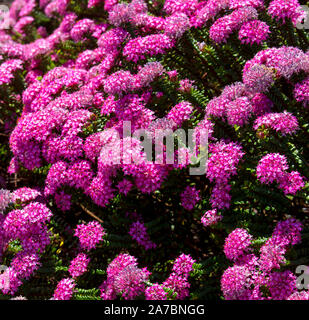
[254,111,299,135]
[238,20,270,45]
[201,209,223,227]
[74,221,106,251]
[180,186,200,210]
[52,278,76,300]
[145,284,168,300]
[224,228,252,261]
[68,253,90,278]
[129,221,156,250]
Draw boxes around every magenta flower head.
[52,278,76,300]
[180,185,200,211]
[238,20,270,45]
[74,221,106,250]
[224,228,252,261]
[145,283,168,300]
[68,253,90,278]
[201,209,223,227]
[100,253,150,300]
[172,253,196,275]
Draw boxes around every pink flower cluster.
[68,253,90,278]
[268,0,306,26]
[123,34,175,63]
[254,111,299,136]
[74,221,106,251]
[160,254,195,300]
[256,153,305,195]
[294,76,309,108]
[180,186,200,210]
[209,6,258,44]
[221,218,303,300]
[145,253,195,300]
[224,228,252,261]
[238,20,270,45]
[52,278,76,300]
[129,220,157,250]
[201,209,223,227]
[0,59,23,86]
[207,47,308,136]
[12,187,42,203]
[0,200,52,295]
[207,141,244,210]
[100,253,150,300]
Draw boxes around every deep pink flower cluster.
[256,153,289,184]
[268,0,306,26]
[163,0,198,16]
[254,111,299,136]
[294,76,309,108]
[52,278,76,300]
[145,253,195,300]
[272,218,302,246]
[123,34,175,63]
[12,187,41,203]
[68,253,90,278]
[0,59,23,86]
[100,253,150,300]
[190,0,230,28]
[243,64,275,94]
[172,253,195,275]
[238,20,270,45]
[54,218,103,299]
[0,200,52,295]
[224,228,252,261]
[162,253,195,299]
[74,221,106,251]
[256,153,305,195]
[207,141,244,209]
[166,101,193,128]
[209,6,258,44]
[229,0,264,10]
[268,271,297,300]
[207,47,308,139]
[207,82,254,126]
[117,179,133,195]
[221,219,303,300]
[14,16,34,36]
[180,186,200,210]
[243,47,309,80]
[103,70,137,96]
[164,13,190,39]
[129,220,157,250]
[251,93,273,116]
[145,283,168,300]
[201,209,223,227]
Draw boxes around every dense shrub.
[0,0,308,300]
